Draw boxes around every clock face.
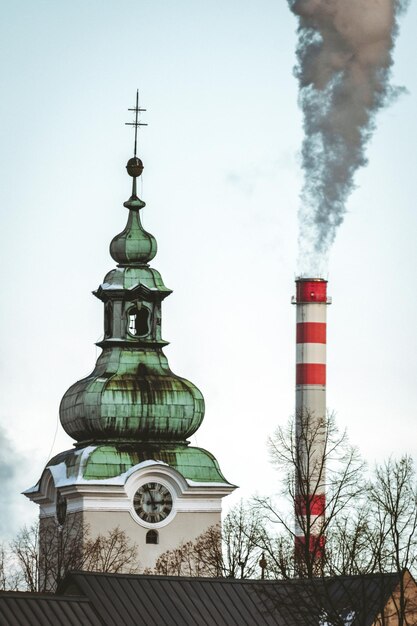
[133,482,173,524]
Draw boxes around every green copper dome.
[60,348,204,443]
[110,209,157,266]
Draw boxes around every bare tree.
[192,525,223,577]
[221,501,266,578]
[7,517,138,592]
[256,411,365,578]
[368,456,417,625]
[11,523,40,592]
[38,514,85,590]
[154,502,266,579]
[0,543,8,591]
[255,530,296,580]
[153,539,199,577]
[323,501,381,577]
[254,422,417,623]
[82,527,138,575]
[0,543,21,591]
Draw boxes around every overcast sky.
[0,0,416,540]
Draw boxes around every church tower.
[25,94,235,571]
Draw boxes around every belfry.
[25,94,235,571]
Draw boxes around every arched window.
[146,530,159,545]
[56,491,67,526]
[104,302,113,338]
[128,306,149,337]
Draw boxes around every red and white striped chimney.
[293,277,331,568]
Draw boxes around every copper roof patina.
[44,444,229,484]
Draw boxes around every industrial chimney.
[293,277,331,572]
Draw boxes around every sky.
[0,0,416,540]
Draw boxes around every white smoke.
[289,0,410,274]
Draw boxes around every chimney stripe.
[296,343,326,364]
[294,515,326,535]
[296,363,326,385]
[294,535,325,557]
[295,494,326,516]
[296,281,327,303]
[296,322,326,344]
[296,304,327,323]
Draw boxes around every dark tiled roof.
[58,570,403,626]
[0,591,101,626]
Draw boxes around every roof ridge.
[66,570,402,585]
[0,590,91,601]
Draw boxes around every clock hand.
[146,487,158,511]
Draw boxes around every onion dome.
[59,349,205,444]
[110,208,157,266]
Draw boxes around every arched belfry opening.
[128,306,149,337]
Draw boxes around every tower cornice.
[93,283,172,303]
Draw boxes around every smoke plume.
[289,0,410,274]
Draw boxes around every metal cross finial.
[125,90,147,157]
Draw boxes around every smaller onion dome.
[110,209,157,266]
